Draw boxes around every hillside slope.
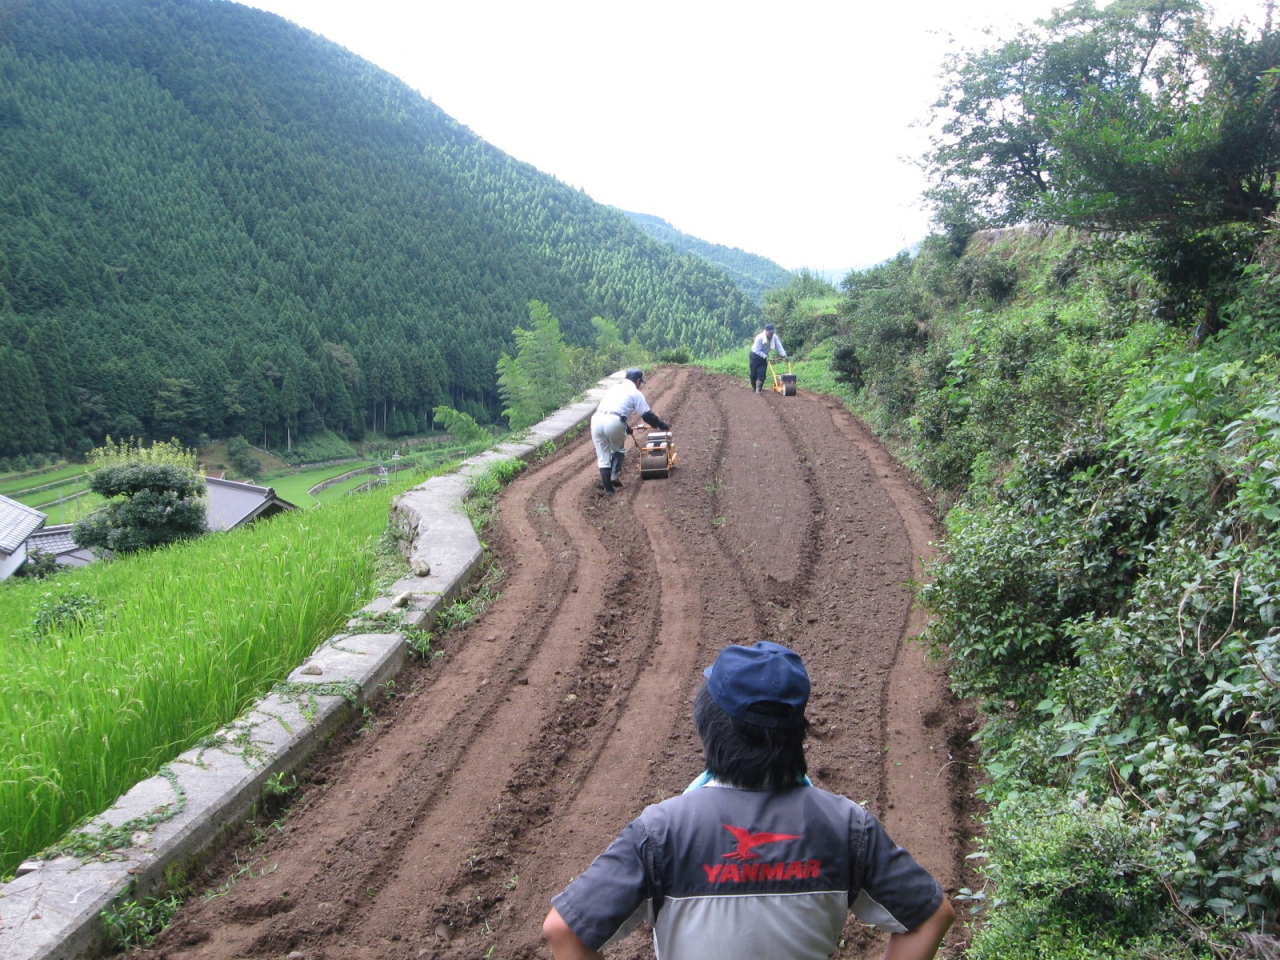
[766,222,1280,955]
[623,210,793,302]
[0,0,762,456]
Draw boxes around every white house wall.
[0,544,27,581]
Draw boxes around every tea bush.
[761,224,1280,950]
[965,791,1202,960]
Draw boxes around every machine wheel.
[783,382,797,396]
[640,454,670,479]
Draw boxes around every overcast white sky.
[240,0,1268,275]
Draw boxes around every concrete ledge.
[0,372,622,960]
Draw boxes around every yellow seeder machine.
[635,428,677,480]
[768,358,798,396]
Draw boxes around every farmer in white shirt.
[590,369,669,496]
[750,323,786,394]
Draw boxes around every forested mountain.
[0,0,763,458]
[622,211,792,303]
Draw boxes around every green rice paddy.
[0,438,497,876]
[0,486,393,875]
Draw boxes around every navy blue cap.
[703,642,810,729]
[765,323,776,332]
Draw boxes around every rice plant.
[0,486,394,875]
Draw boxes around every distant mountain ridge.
[0,0,763,457]
[621,212,792,303]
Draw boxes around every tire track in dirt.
[140,434,627,959]
[130,369,971,960]
[361,444,635,951]
[419,370,694,958]
[427,371,711,958]
[823,399,975,899]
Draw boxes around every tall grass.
[0,487,395,875]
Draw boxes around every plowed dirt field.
[131,368,979,960]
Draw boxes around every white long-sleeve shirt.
[751,331,786,359]
[595,378,651,420]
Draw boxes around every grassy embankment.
[0,436,493,877]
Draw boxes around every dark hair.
[693,684,808,790]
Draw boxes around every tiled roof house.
[5,476,298,575]
[204,476,297,530]
[0,494,47,581]
[25,524,96,569]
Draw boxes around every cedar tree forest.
[0,0,768,459]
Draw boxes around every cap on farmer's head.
[765,323,776,333]
[703,641,810,729]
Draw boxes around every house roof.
[0,494,46,555]
[26,524,78,556]
[204,476,298,531]
[26,523,97,567]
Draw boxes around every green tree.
[496,301,580,430]
[0,0,765,454]
[923,0,1206,233]
[923,0,1280,330]
[153,377,201,443]
[1045,6,1280,234]
[24,319,77,450]
[431,405,487,444]
[0,347,54,456]
[762,270,840,351]
[73,438,207,554]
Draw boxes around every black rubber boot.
[610,451,625,486]
[599,467,615,496]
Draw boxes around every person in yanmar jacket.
[543,641,955,960]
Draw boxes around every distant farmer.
[543,640,955,960]
[749,322,786,394]
[590,368,669,496]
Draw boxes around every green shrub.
[16,548,61,581]
[932,355,1280,936]
[829,338,863,390]
[657,347,692,364]
[922,502,1066,709]
[101,894,182,950]
[26,587,100,641]
[955,252,1019,304]
[965,791,1200,960]
[73,462,207,554]
[275,430,357,465]
[230,449,262,480]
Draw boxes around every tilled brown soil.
[131,368,979,960]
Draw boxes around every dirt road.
[133,368,976,960]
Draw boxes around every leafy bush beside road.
[757,221,1280,955]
